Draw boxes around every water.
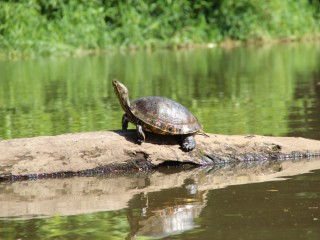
[1,43,319,139]
[0,43,320,239]
[1,160,320,239]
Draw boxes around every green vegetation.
[0,0,319,56]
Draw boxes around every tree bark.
[0,130,319,180]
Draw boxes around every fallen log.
[0,130,320,180]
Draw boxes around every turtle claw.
[137,139,144,145]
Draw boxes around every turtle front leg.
[122,114,129,130]
[136,124,145,144]
[180,135,196,152]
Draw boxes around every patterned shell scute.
[130,96,202,135]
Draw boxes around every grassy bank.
[0,0,319,57]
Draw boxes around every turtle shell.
[130,96,202,135]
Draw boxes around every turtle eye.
[167,126,173,132]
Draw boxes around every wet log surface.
[0,130,320,180]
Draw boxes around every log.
[0,130,320,180]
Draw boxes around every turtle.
[112,79,202,152]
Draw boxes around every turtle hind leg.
[180,135,196,152]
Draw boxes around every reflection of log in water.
[126,179,207,239]
[1,158,320,222]
[137,203,205,238]
[0,130,320,180]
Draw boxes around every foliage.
[0,0,319,56]
[0,0,108,56]
[213,0,319,40]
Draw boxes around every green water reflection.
[1,211,129,240]
[1,166,320,240]
[0,43,319,139]
[1,43,320,240]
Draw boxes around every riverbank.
[1,130,320,181]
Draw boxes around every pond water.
[1,43,319,139]
[0,43,320,239]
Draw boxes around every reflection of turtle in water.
[112,80,202,152]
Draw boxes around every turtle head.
[112,79,131,111]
